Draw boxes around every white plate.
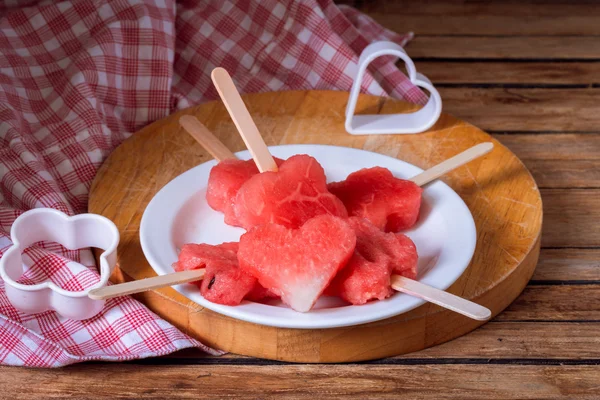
[140,144,476,329]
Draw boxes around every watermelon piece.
[245,283,279,302]
[238,214,356,312]
[328,167,422,232]
[326,217,418,305]
[173,242,274,305]
[234,154,348,230]
[206,158,284,227]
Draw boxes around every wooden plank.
[532,249,600,281]
[542,189,600,248]
[438,88,600,131]
[352,0,600,18]
[498,285,600,321]
[1,364,599,399]
[342,1,600,35]
[403,322,600,359]
[407,36,600,60]
[373,15,600,36]
[417,62,600,85]
[495,134,600,161]
[494,134,600,188]
[521,159,600,188]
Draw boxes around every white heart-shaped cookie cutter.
[345,41,442,135]
[0,208,119,320]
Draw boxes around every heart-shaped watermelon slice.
[238,214,356,312]
[326,217,418,305]
[234,154,348,230]
[328,167,422,232]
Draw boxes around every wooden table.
[2,1,599,398]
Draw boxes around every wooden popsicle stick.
[88,269,205,300]
[179,115,237,161]
[211,67,278,173]
[391,275,491,321]
[410,142,494,187]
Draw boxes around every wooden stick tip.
[179,115,194,124]
[479,142,494,152]
[211,67,229,80]
[476,308,493,321]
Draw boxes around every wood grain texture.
[533,249,600,281]
[407,36,600,60]
[345,1,600,35]
[1,364,599,399]
[439,88,600,131]
[496,134,600,188]
[88,90,542,362]
[377,14,600,36]
[498,285,600,322]
[521,159,600,189]
[541,189,600,248]
[416,62,600,85]
[496,134,600,160]
[396,322,600,360]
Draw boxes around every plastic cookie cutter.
[345,41,442,135]
[0,208,119,320]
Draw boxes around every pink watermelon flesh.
[234,154,348,230]
[328,167,422,232]
[245,283,279,302]
[238,214,356,312]
[206,160,259,227]
[173,242,274,305]
[206,158,284,227]
[326,217,418,305]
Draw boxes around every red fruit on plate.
[206,159,259,227]
[327,217,418,305]
[245,283,279,302]
[238,214,356,312]
[390,233,419,280]
[234,154,348,230]
[206,158,284,227]
[173,242,274,305]
[328,167,422,232]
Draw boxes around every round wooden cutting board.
[89,90,542,363]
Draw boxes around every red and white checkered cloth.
[0,0,425,367]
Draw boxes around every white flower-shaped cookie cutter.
[345,41,442,135]
[0,208,119,320]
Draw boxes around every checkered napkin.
[0,0,425,367]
